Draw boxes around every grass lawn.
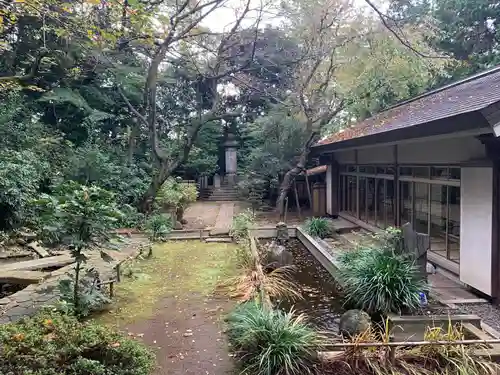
[94,240,239,327]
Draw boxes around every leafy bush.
[117,204,146,229]
[156,177,198,210]
[226,302,324,375]
[58,268,111,317]
[32,181,123,317]
[372,226,403,253]
[303,217,331,238]
[145,213,173,241]
[0,310,155,375]
[338,247,428,314]
[230,209,256,242]
[0,150,50,231]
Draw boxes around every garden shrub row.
[0,310,155,375]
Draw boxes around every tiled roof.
[317,66,500,146]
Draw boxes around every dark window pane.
[450,168,461,180]
[400,167,412,176]
[413,167,429,178]
[359,177,367,220]
[431,167,449,179]
[400,181,413,225]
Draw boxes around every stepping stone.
[205,237,233,243]
[0,254,74,273]
[0,271,49,284]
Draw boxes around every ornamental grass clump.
[338,246,428,315]
[303,217,331,238]
[321,321,500,375]
[226,302,325,375]
[230,209,256,243]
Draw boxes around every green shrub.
[303,217,331,238]
[156,177,198,210]
[58,268,111,317]
[32,181,124,318]
[0,310,155,375]
[145,213,173,241]
[230,209,256,242]
[372,226,403,253]
[338,247,428,314]
[226,302,323,375]
[117,204,146,229]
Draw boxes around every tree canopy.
[0,0,484,227]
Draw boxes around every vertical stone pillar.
[224,133,238,186]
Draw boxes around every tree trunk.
[276,132,318,220]
[138,164,172,213]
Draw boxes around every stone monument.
[224,133,238,186]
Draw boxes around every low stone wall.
[295,227,342,284]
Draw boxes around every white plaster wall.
[397,136,485,164]
[326,165,332,215]
[332,135,486,165]
[335,150,356,164]
[460,167,493,296]
[357,145,394,164]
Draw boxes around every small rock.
[339,309,371,338]
[426,262,436,274]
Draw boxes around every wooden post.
[294,180,302,220]
[284,197,289,223]
[116,264,121,282]
[109,281,114,298]
[305,174,313,209]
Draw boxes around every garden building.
[311,66,500,301]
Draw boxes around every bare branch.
[363,0,447,59]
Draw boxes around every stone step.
[0,254,75,273]
[205,237,233,243]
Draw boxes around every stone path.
[210,202,235,236]
[183,202,221,230]
[0,234,147,324]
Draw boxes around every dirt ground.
[95,241,239,375]
[182,202,221,229]
[125,296,234,375]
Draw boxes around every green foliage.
[33,181,123,249]
[238,110,309,193]
[145,213,173,242]
[389,0,500,80]
[230,209,256,243]
[0,150,50,230]
[32,181,123,317]
[338,247,428,314]
[58,268,111,317]
[226,302,324,375]
[237,176,267,212]
[0,310,155,375]
[303,217,331,239]
[156,178,198,210]
[372,226,403,253]
[63,145,150,207]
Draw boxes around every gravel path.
[456,303,500,333]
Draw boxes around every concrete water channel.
[168,224,500,358]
